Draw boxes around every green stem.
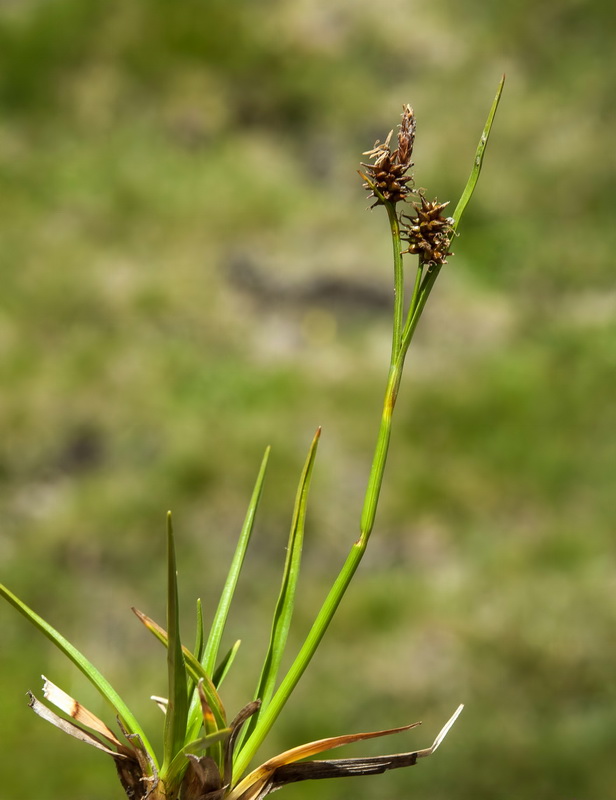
[234,202,431,779]
[386,201,405,357]
[359,359,403,543]
[235,346,408,779]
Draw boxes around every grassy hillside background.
[1,1,615,798]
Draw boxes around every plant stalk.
[235,203,417,777]
[387,201,405,357]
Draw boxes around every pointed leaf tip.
[162,508,189,775]
[430,704,464,753]
[200,445,271,691]
[417,704,464,758]
[246,428,321,726]
[452,77,504,230]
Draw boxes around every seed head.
[401,195,454,266]
[361,105,416,206]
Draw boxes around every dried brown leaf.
[41,675,122,746]
[28,691,125,758]
[228,720,422,800]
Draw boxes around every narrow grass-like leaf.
[213,639,241,688]
[202,446,270,678]
[241,429,321,749]
[0,582,157,766]
[132,607,227,731]
[452,75,505,231]
[187,598,206,715]
[194,598,205,662]
[161,512,189,777]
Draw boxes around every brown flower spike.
[401,195,454,267]
[361,105,416,206]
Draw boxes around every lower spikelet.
[401,195,454,266]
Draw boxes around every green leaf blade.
[239,428,321,753]
[452,74,505,231]
[0,582,158,767]
[194,598,205,663]
[202,446,270,679]
[161,512,189,778]
[186,598,205,711]
[213,639,241,688]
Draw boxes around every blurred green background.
[1,1,614,798]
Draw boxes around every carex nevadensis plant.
[0,77,504,800]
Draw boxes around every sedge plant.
[0,78,504,800]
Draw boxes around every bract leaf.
[452,75,505,230]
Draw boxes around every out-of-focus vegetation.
[0,1,614,798]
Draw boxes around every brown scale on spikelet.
[401,194,454,266]
[361,105,416,206]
